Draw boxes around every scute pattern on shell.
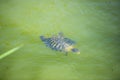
[40,32,75,52]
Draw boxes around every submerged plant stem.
[0,44,23,60]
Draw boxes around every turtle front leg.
[65,52,68,56]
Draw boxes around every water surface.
[0,0,120,80]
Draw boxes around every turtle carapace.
[40,32,80,55]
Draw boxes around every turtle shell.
[40,32,76,52]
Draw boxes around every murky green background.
[0,0,120,80]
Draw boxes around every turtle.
[40,32,80,55]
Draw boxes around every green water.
[0,0,120,80]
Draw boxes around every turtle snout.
[71,48,80,54]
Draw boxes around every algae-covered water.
[0,0,120,80]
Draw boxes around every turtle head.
[71,48,80,54]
